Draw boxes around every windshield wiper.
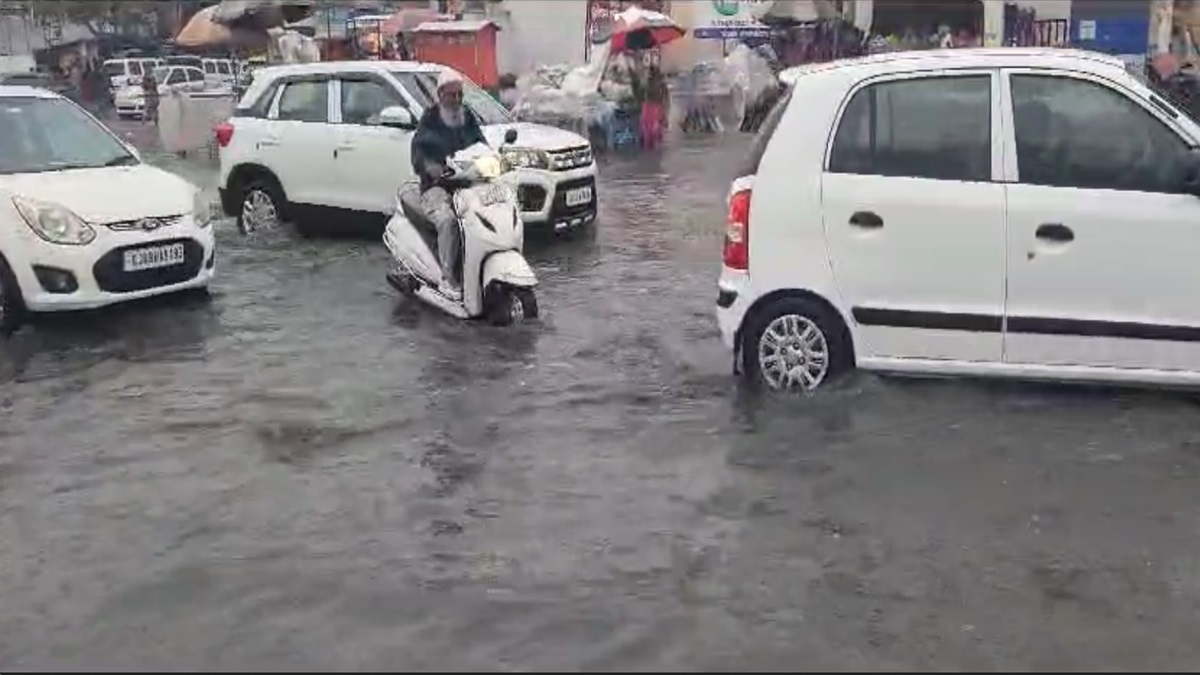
[103,154,139,167]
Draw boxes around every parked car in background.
[102,57,162,92]
[718,48,1200,392]
[0,85,216,333]
[114,65,207,119]
[216,61,598,236]
[201,58,238,91]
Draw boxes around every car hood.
[0,164,196,223]
[483,122,589,151]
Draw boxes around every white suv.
[0,86,215,333]
[718,48,1200,392]
[216,61,598,235]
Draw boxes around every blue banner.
[694,26,772,40]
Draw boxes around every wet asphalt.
[4,125,1200,670]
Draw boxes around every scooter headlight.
[474,155,503,180]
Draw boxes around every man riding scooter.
[412,69,487,302]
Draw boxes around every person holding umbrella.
[607,6,683,150]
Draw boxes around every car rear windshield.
[738,84,792,177]
[0,97,135,174]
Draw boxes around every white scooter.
[383,130,539,326]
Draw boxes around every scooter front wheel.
[486,285,538,326]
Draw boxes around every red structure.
[410,20,500,89]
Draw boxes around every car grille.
[547,145,594,172]
[550,176,596,220]
[92,237,205,293]
[104,215,185,232]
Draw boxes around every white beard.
[440,105,465,129]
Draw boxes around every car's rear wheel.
[742,297,850,392]
[0,254,25,336]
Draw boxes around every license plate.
[123,243,185,272]
[564,185,593,207]
[478,184,509,207]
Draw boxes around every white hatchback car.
[718,48,1200,392]
[216,61,597,235]
[0,86,216,332]
[114,65,207,118]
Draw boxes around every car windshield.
[102,61,125,76]
[1,74,45,87]
[392,70,513,125]
[0,97,137,174]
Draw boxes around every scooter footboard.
[483,250,537,288]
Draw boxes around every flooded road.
[5,132,1200,670]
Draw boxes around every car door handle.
[259,138,281,148]
[849,211,883,228]
[1035,223,1074,242]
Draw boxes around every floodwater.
[4,132,1200,670]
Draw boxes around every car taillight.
[214,121,234,148]
[723,188,751,270]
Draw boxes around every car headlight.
[501,147,549,170]
[12,196,95,245]
[192,190,214,228]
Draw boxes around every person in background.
[141,68,159,124]
[498,73,519,111]
[639,64,669,150]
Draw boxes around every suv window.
[217,62,231,75]
[340,78,405,126]
[1011,74,1190,194]
[187,68,204,83]
[204,62,216,74]
[128,61,143,76]
[829,75,992,182]
[165,69,185,86]
[277,80,328,123]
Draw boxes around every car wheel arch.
[738,288,856,368]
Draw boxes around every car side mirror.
[504,128,518,145]
[379,106,415,130]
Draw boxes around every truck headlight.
[193,190,213,228]
[501,147,549,170]
[12,196,95,245]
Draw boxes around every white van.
[101,57,162,91]
[201,58,237,91]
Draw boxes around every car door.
[268,76,340,208]
[331,75,417,214]
[1000,68,1200,372]
[821,70,1007,362]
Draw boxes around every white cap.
[437,69,464,92]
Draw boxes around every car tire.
[741,296,851,393]
[236,177,286,235]
[0,253,26,336]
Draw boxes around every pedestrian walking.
[141,69,159,124]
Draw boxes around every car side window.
[187,68,204,83]
[129,61,142,76]
[1011,74,1191,194]
[217,62,231,75]
[277,80,328,123]
[165,69,185,86]
[204,62,216,74]
[340,79,405,126]
[829,75,993,182]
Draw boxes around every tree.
[28,0,156,36]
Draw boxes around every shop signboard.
[693,0,771,40]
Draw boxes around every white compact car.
[0,86,216,332]
[718,48,1200,392]
[114,65,208,118]
[216,61,597,235]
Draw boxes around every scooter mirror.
[504,128,519,145]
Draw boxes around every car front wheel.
[0,254,25,336]
[742,297,849,392]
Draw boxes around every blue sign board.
[694,26,772,40]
